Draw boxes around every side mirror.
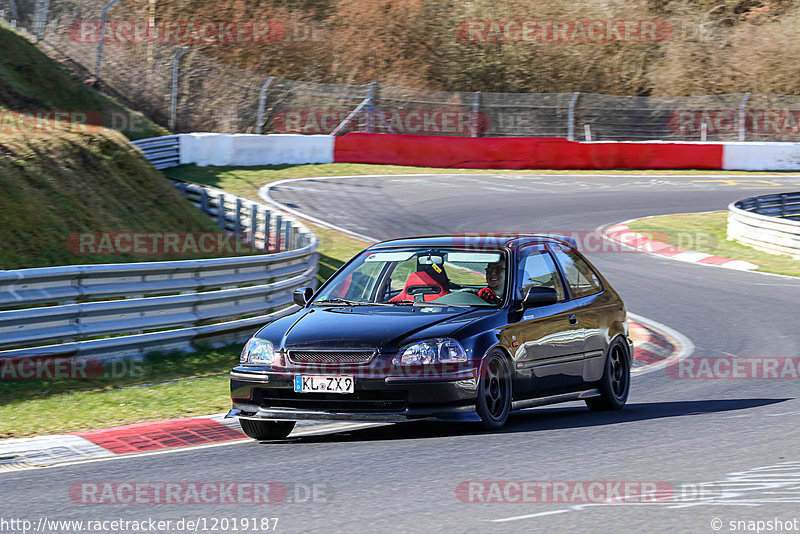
[523,286,558,308]
[293,287,314,306]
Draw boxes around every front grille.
[256,389,407,412]
[287,350,375,365]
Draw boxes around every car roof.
[368,234,578,250]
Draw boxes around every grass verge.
[0,344,241,438]
[628,211,800,277]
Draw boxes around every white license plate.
[293,375,354,394]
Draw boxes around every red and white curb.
[0,418,383,471]
[0,316,690,471]
[605,217,758,271]
[628,312,693,376]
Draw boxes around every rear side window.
[550,244,603,299]
[517,247,565,301]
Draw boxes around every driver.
[478,260,505,304]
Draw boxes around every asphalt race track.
[4,174,800,533]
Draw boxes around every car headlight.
[392,338,468,365]
[240,338,275,364]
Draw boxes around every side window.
[550,244,603,299]
[517,248,565,301]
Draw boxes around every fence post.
[332,96,370,136]
[169,46,188,131]
[567,92,580,141]
[6,0,17,28]
[738,92,750,142]
[365,81,377,134]
[254,76,275,134]
[35,0,50,40]
[94,0,122,79]
[471,91,481,137]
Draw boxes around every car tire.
[239,419,296,440]
[476,351,512,430]
[586,338,630,411]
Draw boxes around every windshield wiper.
[314,298,395,307]
[389,300,469,307]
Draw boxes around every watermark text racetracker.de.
[455,480,740,504]
[69,19,331,44]
[670,110,800,136]
[0,516,279,533]
[68,232,264,256]
[69,481,331,505]
[667,357,800,380]
[0,109,161,136]
[457,20,674,43]
[69,20,285,44]
[449,231,716,254]
[1,356,148,380]
[272,110,491,135]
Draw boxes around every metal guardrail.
[0,145,321,360]
[727,192,800,259]
[131,136,181,169]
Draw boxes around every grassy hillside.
[0,130,224,269]
[0,24,166,140]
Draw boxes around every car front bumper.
[227,368,482,423]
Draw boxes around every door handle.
[568,314,578,325]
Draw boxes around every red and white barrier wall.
[721,142,800,171]
[174,132,800,171]
[179,133,334,166]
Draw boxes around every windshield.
[314,247,508,307]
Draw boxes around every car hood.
[258,306,489,351]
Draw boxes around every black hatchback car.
[227,234,632,440]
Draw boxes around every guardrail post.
[284,221,293,251]
[274,215,283,251]
[217,193,226,229]
[94,0,122,79]
[263,209,272,251]
[235,198,243,236]
[567,92,580,141]
[254,76,275,135]
[170,46,189,131]
[200,188,209,214]
[249,203,259,249]
[739,92,750,142]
